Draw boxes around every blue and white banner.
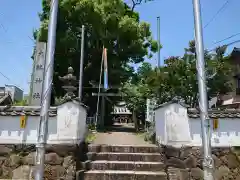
[103,48,108,90]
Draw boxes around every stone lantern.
[59,66,77,100]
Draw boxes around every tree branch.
[131,0,143,11]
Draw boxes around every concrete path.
[93,123,153,145]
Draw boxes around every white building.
[154,99,240,147]
[0,85,23,102]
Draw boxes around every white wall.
[155,104,166,144]
[155,103,240,147]
[155,103,192,147]
[190,118,240,147]
[0,101,87,144]
[0,116,56,144]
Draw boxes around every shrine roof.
[0,97,88,116]
[187,108,240,118]
[154,97,189,110]
[231,47,240,57]
[0,106,57,116]
[56,97,88,109]
[154,98,240,118]
[0,94,12,106]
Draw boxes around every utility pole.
[192,0,214,179]
[35,0,58,179]
[78,25,85,101]
[157,16,160,67]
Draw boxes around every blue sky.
[0,0,239,94]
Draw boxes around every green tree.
[14,99,28,106]
[207,46,233,98]
[157,43,233,107]
[132,62,153,84]
[35,0,157,115]
[121,62,155,130]
[122,41,233,111]
[122,62,152,111]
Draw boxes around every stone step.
[89,161,165,171]
[81,170,167,180]
[87,152,163,162]
[88,144,159,153]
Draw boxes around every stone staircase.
[77,144,167,180]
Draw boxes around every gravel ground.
[93,123,154,145]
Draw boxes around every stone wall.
[0,144,85,180]
[160,145,240,180]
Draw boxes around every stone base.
[0,143,87,180]
[82,170,167,180]
[159,145,240,180]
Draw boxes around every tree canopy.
[34,0,158,114]
[34,0,233,127]
[122,41,233,114]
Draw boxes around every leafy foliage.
[144,120,156,143]
[121,62,153,112]
[122,41,233,113]
[14,100,28,106]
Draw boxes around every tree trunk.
[132,110,139,132]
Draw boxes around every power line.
[0,13,7,32]
[204,0,231,29]
[0,72,10,81]
[214,32,240,44]
[224,39,240,47]
[208,39,240,52]
[0,71,24,91]
[0,12,35,46]
[27,35,35,43]
[0,13,33,92]
[0,23,7,32]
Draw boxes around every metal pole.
[78,25,85,101]
[157,16,160,67]
[95,47,104,128]
[100,95,105,128]
[192,0,214,179]
[35,0,58,179]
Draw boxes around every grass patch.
[136,132,145,138]
[85,131,97,143]
[232,146,240,156]
[137,131,156,144]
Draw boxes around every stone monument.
[29,42,47,106]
